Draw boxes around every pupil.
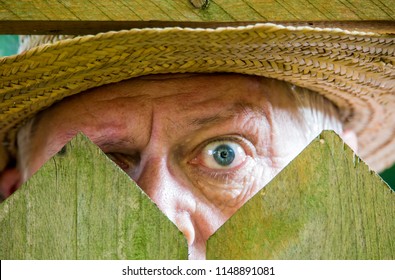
[213,144,235,166]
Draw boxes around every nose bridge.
[136,155,196,218]
[135,97,182,215]
[136,156,202,249]
[136,156,170,203]
[138,98,182,204]
[134,105,207,258]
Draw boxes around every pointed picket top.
[0,132,188,260]
[207,130,395,259]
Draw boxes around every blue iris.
[213,144,235,166]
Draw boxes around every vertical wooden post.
[207,131,395,259]
[0,133,188,259]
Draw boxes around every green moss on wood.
[207,131,395,259]
[0,133,188,260]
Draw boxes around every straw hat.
[0,23,394,172]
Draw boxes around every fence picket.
[207,131,395,259]
[0,133,188,259]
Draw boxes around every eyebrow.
[95,137,136,152]
[188,102,268,129]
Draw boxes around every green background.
[0,35,18,56]
[1,35,394,191]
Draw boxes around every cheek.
[19,152,46,183]
[21,146,58,182]
[19,132,75,182]
[189,158,271,212]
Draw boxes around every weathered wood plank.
[1,20,393,35]
[0,0,394,34]
[207,131,395,259]
[0,133,188,260]
[1,0,394,21]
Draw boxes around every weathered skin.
[0,74,356,259]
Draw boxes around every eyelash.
[106,152,140,175]
[192,135,250,154]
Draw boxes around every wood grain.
[0,133,188,259]
[0,0,394,34]
[207,131,395,259]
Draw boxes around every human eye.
[186,135,260,208]
[189,136,251,172]
[106,152,140,177]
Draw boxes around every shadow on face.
[1,73,350,259]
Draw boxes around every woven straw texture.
[0,23,394,172]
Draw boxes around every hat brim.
[0,23,394,171]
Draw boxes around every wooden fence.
[0,0,394,34]
[0,0,394,260]
[1,131,394,259]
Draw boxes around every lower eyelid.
[191,156,255,184]
[190,159,261,208]
[196,155,254,176]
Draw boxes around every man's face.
[17,74,324,259]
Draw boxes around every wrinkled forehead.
[45,73,276,124]
[29,74,279,149]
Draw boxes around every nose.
[135,157,207,259]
